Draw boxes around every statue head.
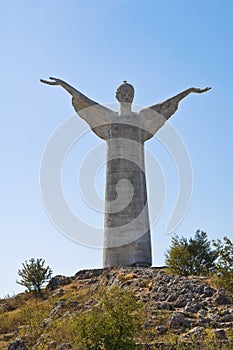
[115,81,135,104]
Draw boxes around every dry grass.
[1,270,233,349]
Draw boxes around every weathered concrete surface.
[41,77,211,268]
[103,120,152,267]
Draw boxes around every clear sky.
[1,0,232,297]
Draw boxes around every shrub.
[74,286,144,349]
[41,286,144,349]
[165,231,216,276]
[17,258,52,296]
[212,236,233,292]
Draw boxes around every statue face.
[115,81,134,103]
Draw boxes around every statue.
[41,77,211,267]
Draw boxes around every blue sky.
[1,0,232,297]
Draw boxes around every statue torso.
[92,112,153,142]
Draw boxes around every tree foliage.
[165,230,216,276]
[74,285,144,350]
[212,236,233,292]
[17,258,52,295]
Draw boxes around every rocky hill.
[1,267,233,349]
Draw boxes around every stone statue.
[41,77,211,267]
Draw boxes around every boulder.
[185,302,203,313]
[57,343,73,349]
[222,313,233,322]
[175,296,188,308]
[214,329,227,340]
[8,339,28,350]
[48,341,57,349]
[197,309,208,318]
[166,293,178,302]
[52,288,64,297]
[155,325,167,334]
[212,290,231,306]
[202,286,215,297]
[167,312,192,329]
[46,276,72,291]
[181,326,205,340]
[75,269,104,280]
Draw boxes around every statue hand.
[40,77,63,86]
[192,87,211,94]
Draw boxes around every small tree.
[188,230,216,275]
[17,258,52,296]
[165,230,216,276]
[165,235,192,276]
[213,236,233,292]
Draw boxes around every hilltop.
[1,267,233,349]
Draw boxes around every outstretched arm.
[138,87,211,140]
[144,86,211,120]
[40,77,112,114]
[40,77,114,139]
[162,86,211,111]
[40,77,81,95]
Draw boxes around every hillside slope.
[1,267,233,349]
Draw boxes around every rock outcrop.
[4,267,233,349]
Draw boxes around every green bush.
[213,236,233,292]
[165,231,216,276]
[74,286,144,350]
[41,286,144,349]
